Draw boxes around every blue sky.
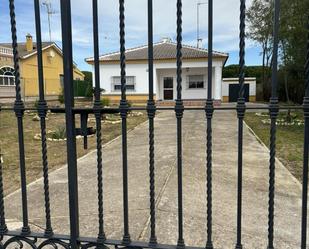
[0,0,261,71]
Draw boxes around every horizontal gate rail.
[0,0,308,248]
[1,106,308,112]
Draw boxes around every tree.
[82,71,93,84]
[247,0,273,100]
[247,0,309,103]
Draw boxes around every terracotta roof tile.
[86,41,228,62]
[0,42,53,59]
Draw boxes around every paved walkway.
[5,111,303,248]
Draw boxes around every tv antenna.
[42,0,57,42]
[197,1,207,48]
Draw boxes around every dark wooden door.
[163,77,174,100]
[229,84,250,102]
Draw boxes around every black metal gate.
[0,0,308,248]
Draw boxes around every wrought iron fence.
[0,0,308,248]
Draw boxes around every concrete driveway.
[4,110,303,248]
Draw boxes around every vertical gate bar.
[267,1,280,248]
[205,0,214,248]
[235,0,246,249]
[119,0,131,244]
[33,0,53,237]
[175,1,185,248]
[92,0,106,243]
[301,14,309,249]
[60,0,80,247]
[147,0,157,246]
[0,147,7,233]
[9,0,31,235]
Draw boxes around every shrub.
[127,101,133,113]
[58,88,64,104]
[101,98,110,107]
[34,99,39,109]
[85,84,93,98]
[50,126,66,140]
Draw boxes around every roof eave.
[86,55,229,64]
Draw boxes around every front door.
[163,77,174,100]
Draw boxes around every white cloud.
[0,0,259,69]
[70,0,255,52]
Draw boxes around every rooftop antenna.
[42,0,57,42]
[197,1,207,48]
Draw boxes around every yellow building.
[0,34,84,98]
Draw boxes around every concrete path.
[4,111,303,248]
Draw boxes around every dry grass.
[245,111,304,182]
[0,100,147,195]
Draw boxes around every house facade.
[86,39,256,104]
[0,46,14,98]
[0,34,84,99]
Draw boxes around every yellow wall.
[20,46,84,97]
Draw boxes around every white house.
[86,39,256,104]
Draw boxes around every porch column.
[214,66,222,101]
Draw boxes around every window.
[188,75,204,89]
[60,74,64,88]
[112,76,135,92]
[0,66,15,86]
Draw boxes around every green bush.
[34,99,39,109]
[58,88,64,104]
[50,126,66,140]
[127,101,133,113]
[101,98,110,107]
[73,80,93,97]
[85,85,93,98]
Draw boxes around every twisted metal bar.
[175,1,184,248]
[176,0,183,102]
[92,0,106,243]
[205,1,214,248]
[235,1,246,248]
[9,0,30,235]
[33,0,53,236]
[301,14,309,249]
[205,101,213,249]
[119,0,130,244]
[147,0,157,245]
[0,150,7,234]
[267,1,280,248]
[9,0,21,102]
[268,108,278,249]
[119,0,127,103]
[238,0,246,99]
[40,118,53,236]
[95,115,106,243]
[148,111,156,245]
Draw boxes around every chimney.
[161,37,172,43]
[197,38,203,48]
[26,34,33,52]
